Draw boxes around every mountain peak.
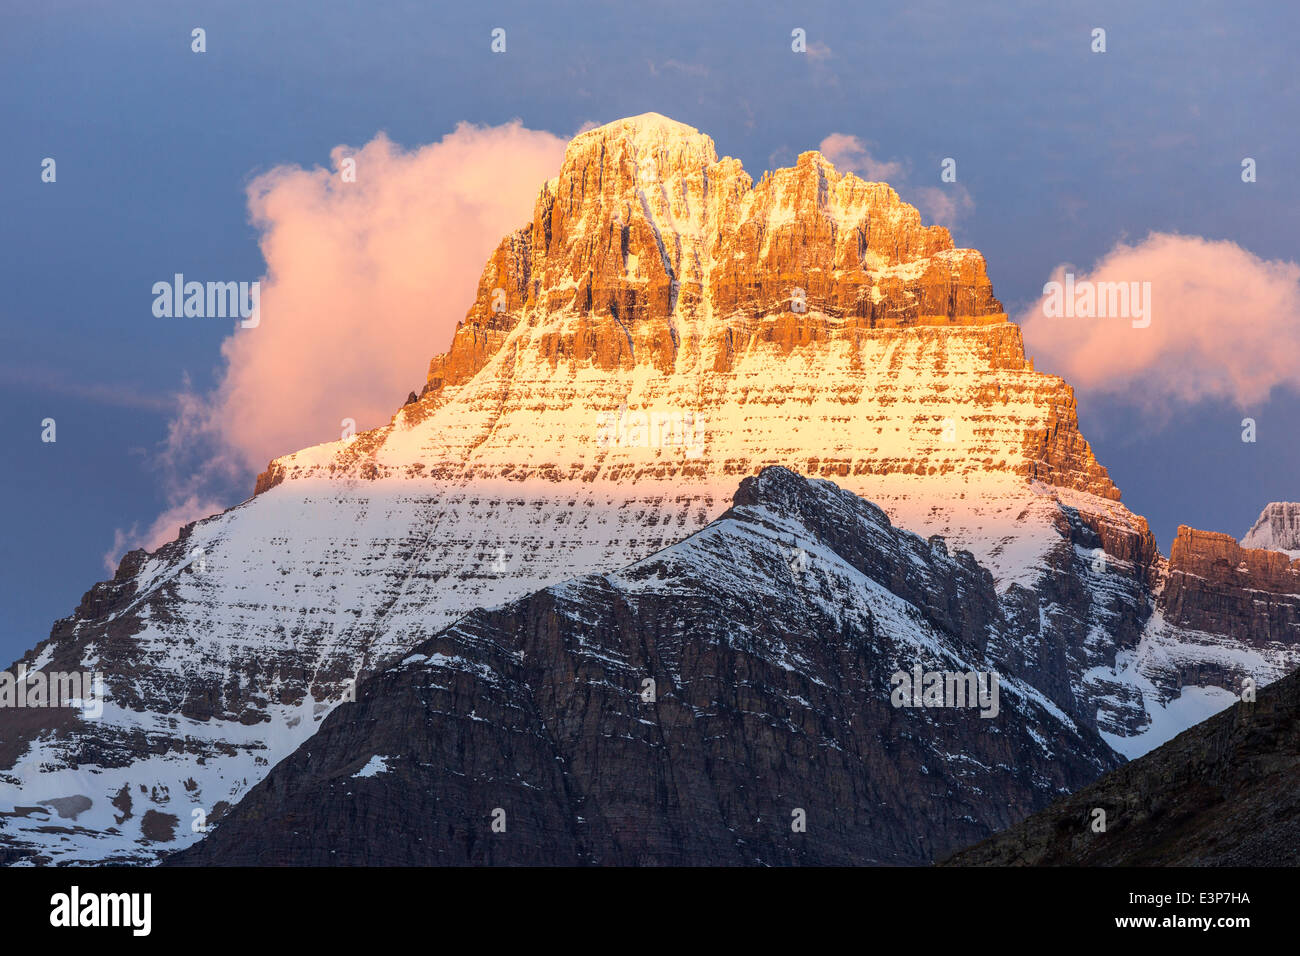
[256,117,1130,514]
[1241,502,1300,554]
[400,116,1009,411]
[576,111,705,140]
[565,112,718,168]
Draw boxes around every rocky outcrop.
[1021,387,1121,501]
[1164,522,1300,650]
[1155,526,1300,685]
[1062,524,1300,758]
[942,664,1300,866]
[1241,501,1300,555]
[168,469,1120,867]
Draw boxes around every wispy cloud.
[1,365,176,413]
[911,185,975,230]
[806,41,833,62]
[648,59,709,77]
[818,133,904,182]
[817,133,975,229]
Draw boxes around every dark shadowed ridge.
[942,666,1300,866]
[166,467,1121,867]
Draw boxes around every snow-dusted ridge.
[1241,501,1300,558]
[167,467,1122,866]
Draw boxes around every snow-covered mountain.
[169,468,1122,866]
[3,114,1297,865]
[1241,502,1300,557]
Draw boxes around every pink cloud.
[219,120,568,473]
[1019,232,1300,409]
[0,365,175,412]
[806,41,833,62]
[103,494,227,573]
[911,184,975,229]
[818,133,903,182]
[105,120,567,570]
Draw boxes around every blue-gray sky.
[3,0,1298,663]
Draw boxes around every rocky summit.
[3,114,1298,865]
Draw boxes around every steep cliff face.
[1,115,1292,866]
[169,469,1120,867]
[943,663,1300,867]
[1167,526,1300,630]
[1156,527,1300,687]
[417,117,1001,392]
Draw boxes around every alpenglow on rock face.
[3,113,1297,865]
[259,112,1117,502]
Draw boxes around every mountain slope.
[943,663,1300,866]
[168,468,1120,866]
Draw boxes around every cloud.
[1019,232,1300,409]
[817,134,974,229]
[105,120,568,568]
[648,59,709,77]
[0,365,175,412]
[222,121,568,472]
[818,133,903,182]
[911,184,975,230]
[102,494,226,574]
[806,41,833,62]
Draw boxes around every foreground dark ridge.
[942,665,1300,866]
[168,467,1119,866]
